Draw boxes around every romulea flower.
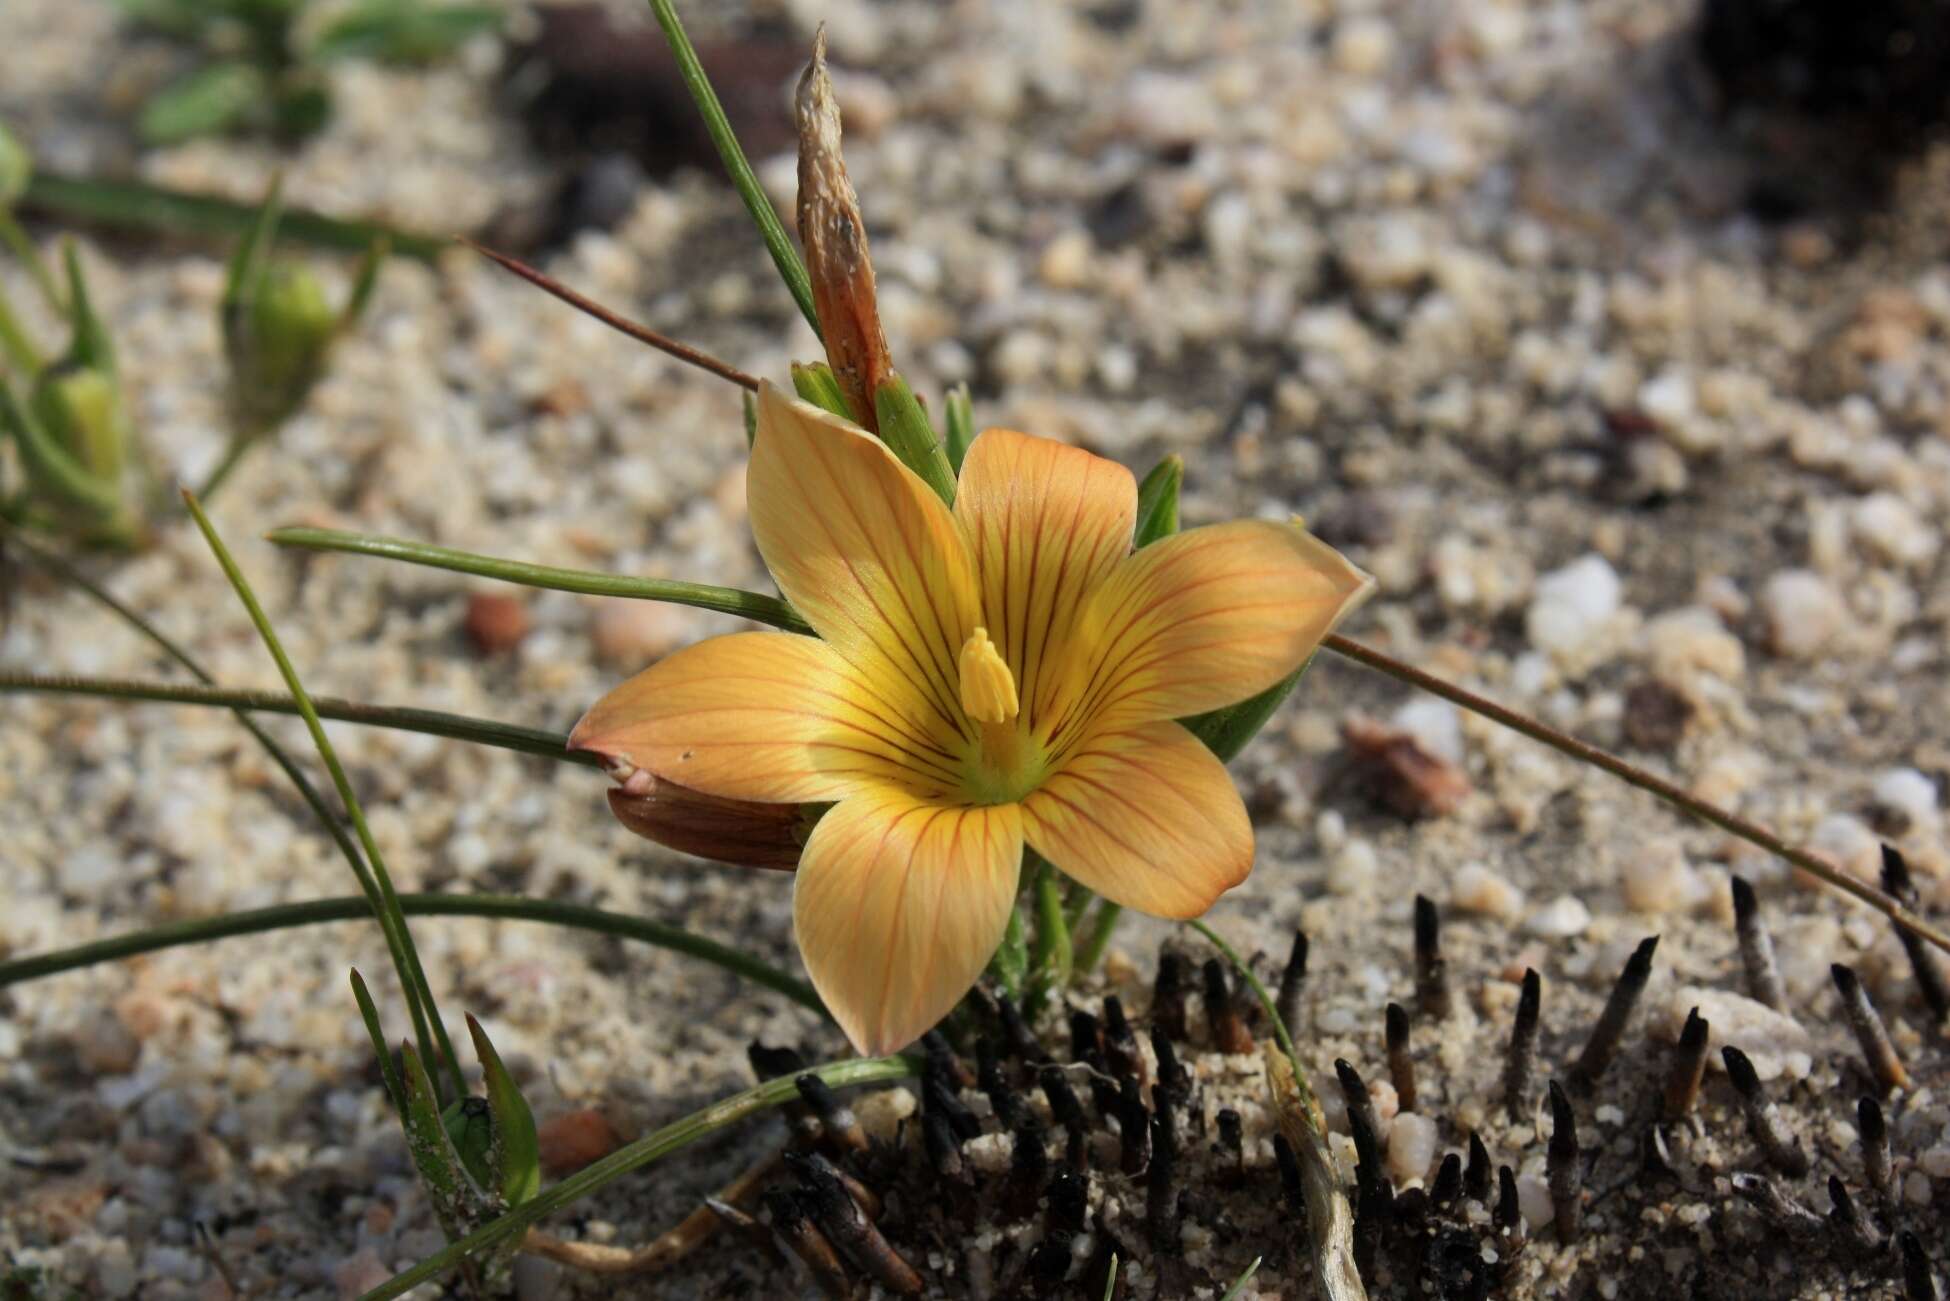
[571,383,1373,1055]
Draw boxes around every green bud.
[441,1095,496,1191]
[225,261,338,429]
[943,382,975,474]
[0,122,31,205]
[1133,454,1182,549]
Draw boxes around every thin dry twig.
[520,1152,781,1275]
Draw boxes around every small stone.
[1760,570,1846,660]
[852,1086,916,1144]
[1516,1173,1554,1231]
[1341,716,1470,819]
[537,1108,622,1177]
[1852,492,1937,568]
[334,1249,393,1300]
[1642,606,1744,684]
[1038,229,1094,290]
[1453,863,1525,920]
[1621,842,1711,915]
[1526,554,1622,661]
[1328,839,1380,894]
[1386,1112,1439,1186]
[1525,895,1591,938]
[1332,17,1395,76]
[589,600,698,668]
[1654,986,1813,1082]
[1392,698,1465,765]
[1638,369,1695,428]
[1622,679,1693,753]
[1872,767,1939,834]
[464,592,531,655]
[75,1009,141,1076]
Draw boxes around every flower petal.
[1050,521,1372,738]
[569,631,967,803]
[1022,720,1252,919]
[953,428,1136,720]
[794,787,1024,1055]
[749,382,981,747]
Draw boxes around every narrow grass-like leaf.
[0,672,592,765]
[872,373,956,506]
[0,893,827,1015]
[266,526,811,633]
[790,361,853,420]
[943,383,975,474]
[1218,1256,1263,1300]
[644,0,819,336]
[359,1055,917,1300]
[183,492,465,1100]
[1133,454,1182,549]
[349,968,406,1115]
[467,1014,541,1206]
[399,1041,475,1240]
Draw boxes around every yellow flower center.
[957,627,1018,725]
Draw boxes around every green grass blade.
[0,892,826,1016]
[182,491,465,1100]
[466,1014,541,1206]
[0,671,592,765]
[350,968,407,1114]
[1218,1256,1263,1300]
[644,0,819,336]
[359,1055,917,1300]
[266,526,811,633]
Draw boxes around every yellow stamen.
[958,627,1018,724]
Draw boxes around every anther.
[958,627,1018,723]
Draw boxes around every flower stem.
[183,491,466,1100]
[0,892,825,1015]
[0,671,591,765]
[359,1055,917,1300]
[266,526,811,632]
[643,0,820,337]
[1073,901,1123,978]
[1023,860,1072,1016]
[1320,633,1950,957]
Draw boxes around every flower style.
[571,383,1373,1054]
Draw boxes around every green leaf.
[1183,657,1314,763]
[349,969,407,1115]
[872,372,957,506]
[441,1096,496,1191]
[467,1014,540,1206]
[138,62,268,145]
[943,382,975,474]
[312,3,503,65]
[1133,454,1182,548]
[398,1041,474,1240]
[1218,1257,1263,1301]
[987,899,1027,998]
[790,361,853,420]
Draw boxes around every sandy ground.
[3,0,1949,1297]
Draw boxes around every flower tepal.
[571,383,1374,1055]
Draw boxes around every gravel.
[4,0,1950,1296]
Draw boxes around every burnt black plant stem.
[794,1075,868,1155]
[1431,1152,1462,1209]
[763,1189,849,1300]
[1569,936,1659,1093]
[1827,1176,1879,1252]
[1147,1095,1180,1249]
[1832,963,1910,1092]
[1723,1046,1810,1178]
[1414,895,1451,1018]
[790,1153,921,1296]
[1203,958,1253,1053]
[1882,846,1950,1021]
[1385,1002,1417,1113]
[1154,952,1190,1041]
[1663,1007,1710,1121]
[1276,930,1309,1041]
[1504,968,1542,1120]
[1465,1132,1492,1204]
[1117,1076,1151,1175]
[1859,1097,1894,1205]
[1546,1082,1582,1241]
[1901,1232,1939,1301]
[1732,876,1788,1012]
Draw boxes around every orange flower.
[571,384,1372,1054]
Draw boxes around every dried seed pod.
[1859,1096,1894,1206]
[1203,959,1254,1054]
[1465,1132,1493,1204]
[605,777,805,869]
[1276,929,1310,1042]
[1414,894,1452,1019]
[1831,963,1910,1092]
[1546,1082,1582,1241]
[1731,876,1788,1012]
[1723,1046,1810,1178]
[1154,951,1190,1041]
[1503,968,1542,1121]
[1385,1001,1417,1113]
[795,1074,869,1156]
[1568,936,1659,1093]
[765,1187,851,1300]
[1662,1006,1710,1121]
